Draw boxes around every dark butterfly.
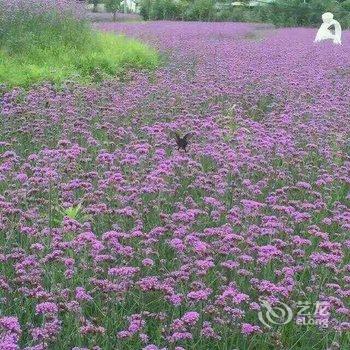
[171,132,193,152]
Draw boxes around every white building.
[232,0,275,6]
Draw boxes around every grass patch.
[0,33,159,87]
[0,3,158,87]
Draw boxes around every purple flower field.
[1,21,350,349]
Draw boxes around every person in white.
[314,12,342,45]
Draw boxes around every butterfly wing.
[183,132,194,142]
[170,131,181,147]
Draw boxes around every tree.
[105,0,122,21]
[186,0,215,21]
[89,0,101,12]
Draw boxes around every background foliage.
[138,0,350,28]
[105,0,122,21]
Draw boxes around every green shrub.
[139,0,181,20]
[216,6,261,23]
[185,0,215,21]
[153,0,181,20]
[258,0,350,28]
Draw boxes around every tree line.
[87,0,350,28]
[139,0,350,28]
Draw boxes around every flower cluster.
[0,21,349,349]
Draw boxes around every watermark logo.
[258,299,293,328]
[258,298,330,328]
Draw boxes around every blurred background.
[81,0,350,28]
